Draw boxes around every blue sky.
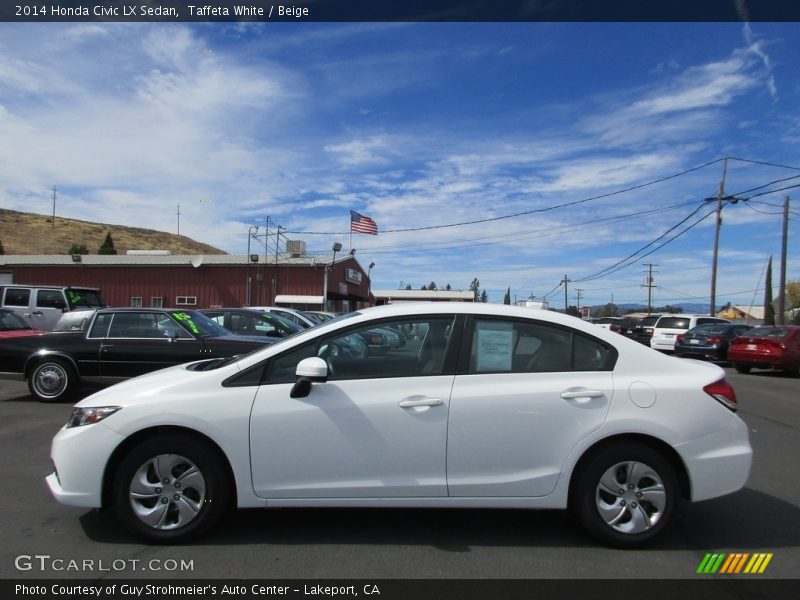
[1,22,798,307]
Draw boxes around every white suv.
[650,314,730,352]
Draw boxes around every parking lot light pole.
[246,226,259,306]
[323,242,342,312]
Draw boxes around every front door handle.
[398,398,444,408]
[561,389,605,404]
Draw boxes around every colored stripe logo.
[697,552,773,574]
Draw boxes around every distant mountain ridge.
[0,209,226,256]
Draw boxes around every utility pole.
[575,288,583,315]
[777,196,790,325]
[176,204,181,236]
[709,158,729,316]
[562,275,570,312]
[51,186,57,229]
[642,263,658,315]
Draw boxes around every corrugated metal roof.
[0,254,342,267]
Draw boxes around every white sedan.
[47,303,752,547]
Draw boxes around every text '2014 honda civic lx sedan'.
[46,303,752,547]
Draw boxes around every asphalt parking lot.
[0,367,798,580]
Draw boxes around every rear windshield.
[747,327,791,338]
[689,323,729,335]
[656,317,690,329]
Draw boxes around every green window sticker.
[173,312,200,335]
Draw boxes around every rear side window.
[3,288,30,307]
[656,317,690,329]
[469,319,615,374]
[748,327,790,339]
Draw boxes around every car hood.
[75,358,243,408]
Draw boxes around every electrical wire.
[284,158,726,236]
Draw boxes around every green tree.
[594,303,619,318]
[405,284,412,290]
[764,256,775,325]
[566,305,581,317]
[427,281,437,291]
[469,277,480,301]
[445,284,452,291]
[68,243,89,255]
[98,232,117,255]
[503,287,511,305]
[480,290,489,303]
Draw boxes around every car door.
[99,311,196,378]
[447,317,615,498]
[249,315,457,499]
[33,289,68,330]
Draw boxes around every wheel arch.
[24,352,80,379]
[567,433,691,505]
[101,425,238,509]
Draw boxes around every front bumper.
[47,422,125,508]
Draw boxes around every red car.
[727,325,800,376]
[0,308,46,339]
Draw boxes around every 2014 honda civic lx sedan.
[47,303,752,547]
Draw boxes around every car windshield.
[747,326,791,339]
[169,311,231,338]
[0,311,31,331]
[53,310,96,332]
[65,288,105,308]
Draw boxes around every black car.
[0,308,275,402]
[199,308,304,338]
[609,316,643,339]
[674,323,754,362]
[629,314,664,346]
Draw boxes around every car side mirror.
[290,357,328,398]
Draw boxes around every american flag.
[350,210,378,235]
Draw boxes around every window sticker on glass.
[476,322,514,372]
[173,312,200,334]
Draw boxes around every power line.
[728,157,800,171]
[285,158,726,236]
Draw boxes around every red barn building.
[0,252,372,312]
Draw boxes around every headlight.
[66,406,122,428]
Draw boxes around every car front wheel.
[28,358,78,402]
[571,442,678,547]
[113,434,230,543]
[734,364,752,374]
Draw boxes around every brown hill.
[0,209,226,256]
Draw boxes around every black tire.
[734,364,752,374]
[783,362,800,378]
[570,442,678,548]
[112,434,230,543]
[27,357,79,403]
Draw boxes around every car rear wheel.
[571,442,677,548]
[113,434,230,543]
[734,364,752,374]
[783,362,800,378]
[28,358,78,402]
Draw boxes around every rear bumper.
[675,415,752,502]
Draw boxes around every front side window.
[263,316,456,384]
[108,313,163,338]
[36,290,66,309]
[469,319,614,374]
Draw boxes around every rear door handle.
[561,389,605,404]
[398,398,444,408]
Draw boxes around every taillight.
[703,378,737,412]
[676,335,685,344]
[706,336,723,344]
